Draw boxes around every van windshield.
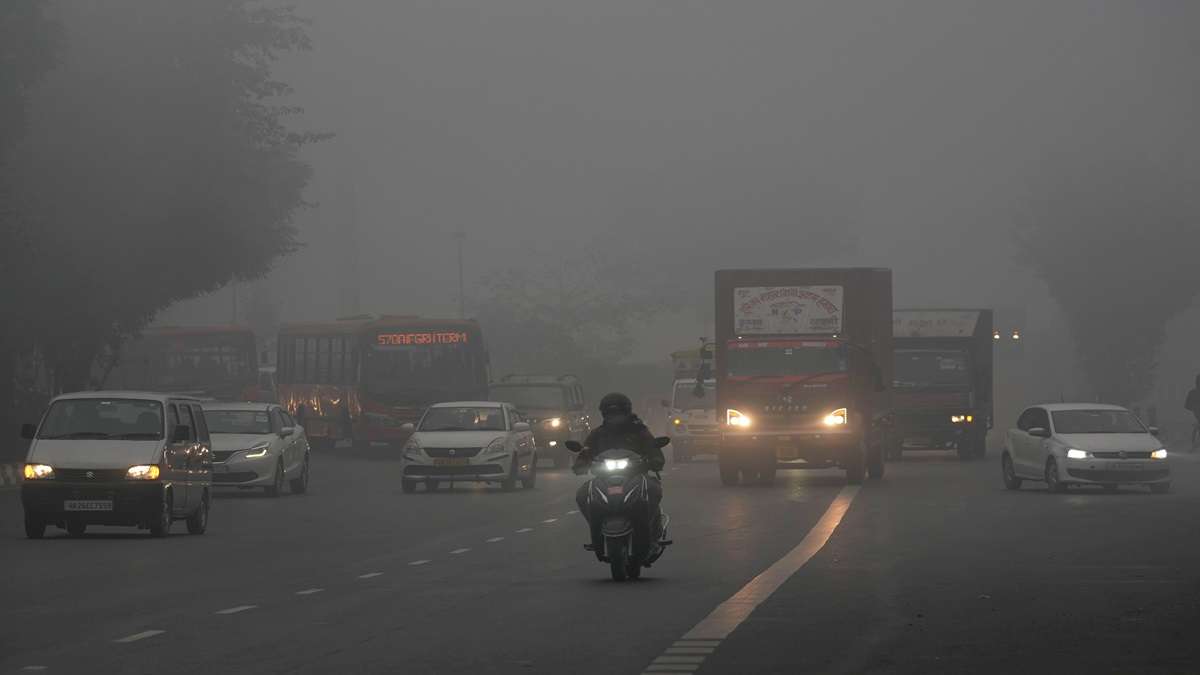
[38,399,164,440]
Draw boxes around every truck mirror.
[692,382,706,398]
[660,399,671,408]
[564,441,584,453]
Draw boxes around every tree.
[1018,160,1200,404]
[9,1,320,392]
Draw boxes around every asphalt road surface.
[2,447,1198,674]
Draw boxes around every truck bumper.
[721,429,862,465]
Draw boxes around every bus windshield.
[363,342,480,397]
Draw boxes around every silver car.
[204,402,310,496]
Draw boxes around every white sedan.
[205,402,311,497]
[1002,403,1170,493]
[400,402,536,493]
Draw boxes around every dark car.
[488,374,590,468]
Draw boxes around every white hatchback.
[1002,403,1170,493]
[400,402,536,493]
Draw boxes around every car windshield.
[419,406,506,432]
[893,349,970,388]
[1052,409,1147,434]
[38,398,164,440]
[673,382,716,410]
[206,410,272,434]
[489,385,566,410]
[726,344,847,378]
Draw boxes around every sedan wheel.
[1045,458,1067,493]
[501,456,519,491]
[265,460,284,497]
[289,455,310,494]
[1002,453,1022,490]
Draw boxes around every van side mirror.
[654,436,671,448]
[1148,426,1160,437]
[172,424,192,443]
[1027,427,1051,438]
[564,440,584,453]
[20,423,36,440]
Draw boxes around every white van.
[20,391,214,538]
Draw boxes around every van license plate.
[64,500,113,512]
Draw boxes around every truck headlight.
[823,408,848,426]
[23,463,54,480]
[1066,449,1088,460]
[126,464,161,480]
[726,409,752,428]
[950,414,975,424]
[545,417,562,428]
[1151,448,1168,460]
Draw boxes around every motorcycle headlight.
[23,463,54,480]
[126,464,161,480]
[823,408,848,426]
[603,458,630,471]
[726,409,752,428]
[243,441,271,459]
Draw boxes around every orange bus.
[276,315,489,450]
[105,325,271,401]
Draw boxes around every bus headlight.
[823,408,848,426]
[726,409,752,428]
[23,463,54,480]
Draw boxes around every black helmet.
[598,392,633,417]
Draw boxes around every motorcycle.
[565,437,672,581]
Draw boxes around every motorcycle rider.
[574,392,666,540]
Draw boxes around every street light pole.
[453,230,466,319]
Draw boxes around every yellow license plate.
[432,458,469,466]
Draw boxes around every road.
[2,447,1198,674]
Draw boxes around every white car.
[1002,403,1170,493]
[204,402,310,497]
[400,402,536,493]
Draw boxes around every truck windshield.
[893,349,970,389]
[726,345,847,378]
[489,386,566,410]
[673,382,716,410]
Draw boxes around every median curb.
[1,462,20,488]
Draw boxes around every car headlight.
[727,409,752,428]
[23,463,54,480]
[603,458,630,471]
[243,441,271,459]
[951,414,975,424]
[1151,448,1168,460]
[486,437,507,454]
[1066,449,1088,460]
[823,408,848,427]
[126,464,161,480]
[544,417,562,429]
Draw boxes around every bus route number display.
[376,332,469,347]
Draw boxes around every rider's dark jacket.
[573,414,665,474]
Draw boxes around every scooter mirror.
[564,440,584,453]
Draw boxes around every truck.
[890,309,993,460]
[715,268,893,485]
[663,345,719,462]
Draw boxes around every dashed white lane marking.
[542,518,558,524]
[114,630,165,643]
[566,510,578,515]
[20,666,48,671]
[641,486,860,674]
[516,528,534,533]
[486,537,505,543]
[215,605,257,615]
[408,560,431,566]
[450,548,471,555]
[295,588,324,596]
[358,571,385,578]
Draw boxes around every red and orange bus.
[105,325,271,401]
[276,316,489,449]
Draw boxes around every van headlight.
[1066,449,1088,460]
[823,408,848,426]
[23,463,54,480]
[243,441,271,459]
[726,409,752,428]
[1151,448,1168,460]
[126,464,161,480]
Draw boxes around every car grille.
[213,472,259,484]
[212,450,238,463]
[424,447,482,458]
[1090,451,1152,460]
[54,468,129,481]
[404,464,503,476]
[1067,468,1169,482]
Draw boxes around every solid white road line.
[516,528,534,533]
[486,537,505,543]
[295,588,324,596]
[215,605,257,615]
[408,560,430,566]
[113,630,165,643]
[358,571,385,578]
[450,548,471,555]
[682,485,859,641]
